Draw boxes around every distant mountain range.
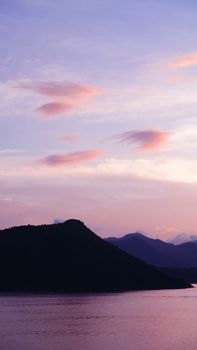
[105,232,197,268]
[0,220,190,292]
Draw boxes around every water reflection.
[0,287,196,350]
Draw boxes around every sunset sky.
[1,0,197,239]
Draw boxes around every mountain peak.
[0,219,190,291]
[63,219,85,226]
[123,232,145,240]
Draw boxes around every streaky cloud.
[168,53,197,69]
[168,75,183,82]
[18,81,101,116]
[59,134,79,142]
[113,129,172,151]
[20,81,100,98]
[38,149,104,166]
[36,102,73,116]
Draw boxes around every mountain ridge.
[0,219,191,292]
[105,232,197,268]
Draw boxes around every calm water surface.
[0,286,197,350]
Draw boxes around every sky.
[1,0,197,239]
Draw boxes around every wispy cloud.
[38,149,103,166]
[20,81,99,98]
[18,81,101,117]
[59,134,79,142]
[168,53,197,69]
[0,149,26,156]
[113,129,172,151]
[168,74,183,83]
[36,102,73,116]
[168,73,197,84]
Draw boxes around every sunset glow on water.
[0,287,197,350]
[1,1,197,349]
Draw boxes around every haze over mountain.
[0,220,190,292]
[168,234,197,245]
[106,233,197,268]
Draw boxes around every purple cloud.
[36,102,73,116]
[18,81,101,117]
[38,149,104,166]
[113,129,172,151]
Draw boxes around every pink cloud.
[114,129,172,151]
[19,81,101,117]
[21,81,99,98]
[38,150,103,166]
[168,74,183,82]
[168,74,197,84]
[59,134,79,142]
[168,53,197,69]
[36,102,73,116]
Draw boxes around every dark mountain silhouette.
[105,233,197,268]
[161,267,197,284]
[0,220,190,292]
